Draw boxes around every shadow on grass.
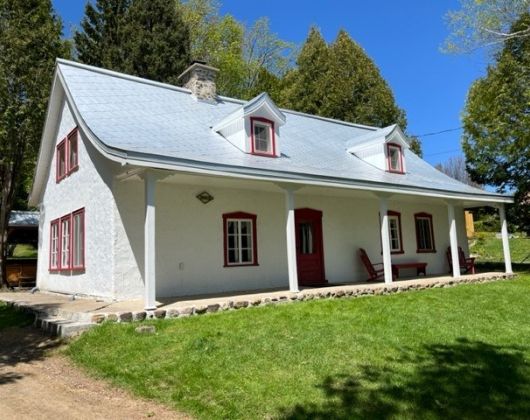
[280,338,530,419]
[0,303,61,386]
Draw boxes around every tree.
[74,0,190,85]
[241,17,294,99]
[280,27,330,115]
[462,13,530,232]
[179,0,246,97]
[444,0,530,53]
[74,0,131,69]
[119,0,190,84]
[321,30,407,129]
[435,156,482,187]
[0,0,70,287]
[281,28,421,155]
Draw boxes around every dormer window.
[251,117,275,156]
[387,143,404,174]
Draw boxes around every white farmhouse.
[29,60,513,310]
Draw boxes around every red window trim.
[56,127,79,183]
[72,208,86,270]
[67,128,79,174]
[387,210,404,255]
[59,214,72,270]
[414,212,436,253]
[386,143,404,174]
[222,211,259,267]
[56,139,67,182]
[50,208,86,273]
[49,218,60,271]
[250,117,276,157]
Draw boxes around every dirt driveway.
[0,327,187,420]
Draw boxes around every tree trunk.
[0,162,15,289]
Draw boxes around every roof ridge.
[56,58,193,95]
[57,58,378,132]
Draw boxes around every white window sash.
[226,219,254,265]
[253,122,272,154]
[388,216,401,252]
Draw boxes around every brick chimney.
[178,60,219,101]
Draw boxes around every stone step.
[35,317,96,338]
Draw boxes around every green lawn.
[68,273,530,419]
[10,243,38,259]
[0,302,34,330]
[470,232,529,264]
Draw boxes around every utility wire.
[411,127,463,138]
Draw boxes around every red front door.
[295,208,326,286]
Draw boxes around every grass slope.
[68,275,530,419]
[470,233,529,264]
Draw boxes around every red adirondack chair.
[359,248,385,282]
[446,246,476,274]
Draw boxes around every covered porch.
[123,169,513,310]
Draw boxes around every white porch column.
[498,204,513,274]
[284,188,299,293]
[144,171,157,310]
[447,202,460,278]
[379,196,393,284]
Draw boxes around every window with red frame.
[68,129,79,172]
[72,209,85,269]
[50,208,85,272]
[387,143,404,173]
[223,212,258,266]
[60,215,71,269]
[251,118,275,156]
[49,220,60,270]
[56,127,79,182]
[56,140,67,181]
[388,211,404,254]
[415,212,435,252]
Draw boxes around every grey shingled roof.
[9,211,39,227]
[58,60,504,199]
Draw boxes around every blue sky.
[52,0,489,166]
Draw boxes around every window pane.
[69,135,78,169]
[389,146,401,171]
[72,213,84,267]
[225,218,254,265]
[241,248,251,263]
[416,218,433,250]
[61,219,70,268]
[254,124,270,153]
[388,217,401,251]
[228,249,237,263]
[300,223,314,254]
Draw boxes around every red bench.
[391,262,427,279]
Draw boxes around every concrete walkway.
[0,271,515,336]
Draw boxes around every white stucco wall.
[113,180,289,299]
[112,176,470,300]
[37,99,117,299]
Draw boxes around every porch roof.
[42,60,511,204]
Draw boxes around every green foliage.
[280,28,419,153]
[179,0,245,97]
[240,17,294,99]
[0,0,70,285]
[119,0,190,84]
[69,277,530,418]
[462,13,530,233]
[444,0,530,54]
[73,0,131,69]
[280,27,330,114]
[74,0,190,84]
